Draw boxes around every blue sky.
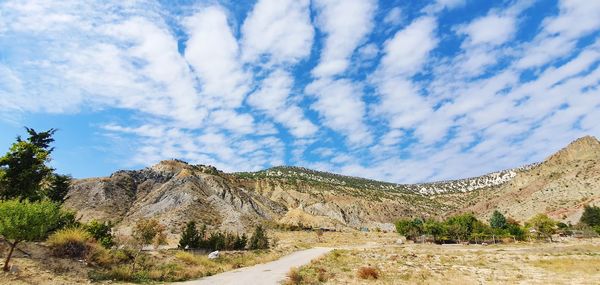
[1,0,599,183]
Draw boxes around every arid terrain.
[292,236,600,284]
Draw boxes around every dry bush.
[357,266,379,280]
[285,267,303,285]
[47,227,93,258]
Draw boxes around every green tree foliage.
[177,222,247,251]
[395,218,424,241]
[489,210,507,229]
[0,128,70,202]
[527,214,556,241]
[446,213,482,242]
[178,221,201,250]
[0,199,61,271]
[84,220,115,248]
[45,174,72,203]
[396,213,530,243]
[249,225,269,250]
[423,219,444,242]
[505,218,526,241]
[580,205,600,227]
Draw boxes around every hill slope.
[64,136,600,233]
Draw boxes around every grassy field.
[290,238,600,284]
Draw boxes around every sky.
[0,0,599,183]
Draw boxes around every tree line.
[396,208,600,244]
[178,221,269,251]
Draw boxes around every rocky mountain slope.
[64,136,600,233]
[455,136,600,223]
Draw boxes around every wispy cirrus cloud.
[1,0,599,183]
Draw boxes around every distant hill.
[64,136,600,234]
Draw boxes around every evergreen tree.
[178,221,200,249]
[249,225,269,250]
[580,205,600,227]
[0,128,70,202]
[490,210,507,229]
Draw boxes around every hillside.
[455,136,600,223]
[63,136,600,233]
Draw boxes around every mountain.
[456,136,600,224]
[63,136,600,234]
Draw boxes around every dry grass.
[356,266,379,280]
[296,238,600,284]
[47,227,93,258]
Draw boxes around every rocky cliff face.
[64,136,600,232]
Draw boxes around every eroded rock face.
[65,136,600,233]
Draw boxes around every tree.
[45,174,72,203]
[249,225,269,250]
[423,219,445,242]
[0,128,70,202]
[132,218,166,250]
[580,205,600,227]
[446,213,479,243]
[0,199,61,271]
[178,221,200,249]
[527,214,556,242]
[395,218,423,241]
[490,210,507,229]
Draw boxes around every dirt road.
[178,247,333,285]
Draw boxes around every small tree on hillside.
[580,205,600,227]
[249,225,269,250]
[0,199,61,271]
[490,210,507,229]
[132,218,166,250]
[178,221,200,249]
[395,218,423,241]
[527,214,556,242]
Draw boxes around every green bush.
[84,220,114,248]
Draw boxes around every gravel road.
[177,247,333,285]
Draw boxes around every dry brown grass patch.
[357,266,379,280]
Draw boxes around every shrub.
[47,227,93,258]
[285,267,303,285]
[84,220,114,248]
[357,266,379,280]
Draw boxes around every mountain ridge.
[64,136,600,234]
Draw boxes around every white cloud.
[241,0,314,65]
[377,17,438,77]
[423,0,466,14]
[383,7,403,26]
[516,0,600,69]
[458,14,516,47]
[312,0,377,77]
[184,6,249,110]
[247,70,318,137]
[306,78,372,145]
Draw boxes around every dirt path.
[177,247,333,285]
